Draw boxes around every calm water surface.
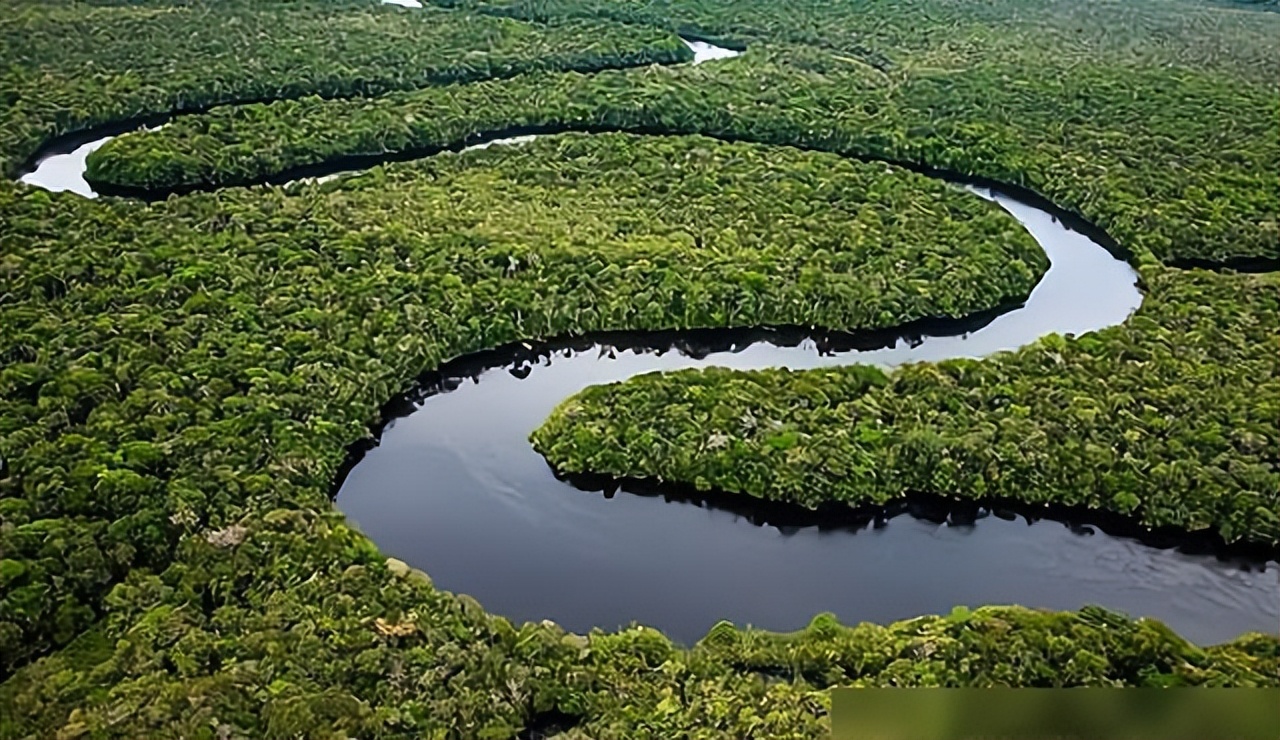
[337,188,1278,646]
[15,41,1273,646]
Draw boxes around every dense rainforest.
[1,0,1278,738]
[0,0,691,171]
[86,39,1278,266]
[534,265,1280,546]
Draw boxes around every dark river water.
[334,186,1278,646]
[16,37,1275,645]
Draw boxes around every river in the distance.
[14,33,737,198]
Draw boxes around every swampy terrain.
[1,0,1278,738]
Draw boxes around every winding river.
[16,38,1277,647]
[329,186,1276,647]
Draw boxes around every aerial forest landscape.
[0,0,1278,736]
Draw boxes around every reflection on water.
[12,35,1264,647]
[337,337,1277,647]
[19,137,113,198]
[337,187,1276,647]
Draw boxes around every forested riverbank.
[1,0,1277,737]
[534,265,1280,547]
[83,47,1277,266]
[0,0,691,175]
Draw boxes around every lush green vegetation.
[86,42,1278,265]
[429,0,1280,82]
[4,510,1273,739]
[0,0,690,174]
[534,265,1280,547]
[2,0,1278,736]
[2,131,1047,679]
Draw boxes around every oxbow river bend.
[17,36,1277,647]
[331,185,1278,647]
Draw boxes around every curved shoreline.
[12,35,733,195]
[333,318,1277,646]
[326,185,1278,647]
[555,472,1280,564]
[14,36,1278,648]
[328,310,1022,498]
[334,322,1279,565]
[20,119,1134,271]
[12,52,706,185]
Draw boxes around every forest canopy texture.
[0,0,1277,738]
